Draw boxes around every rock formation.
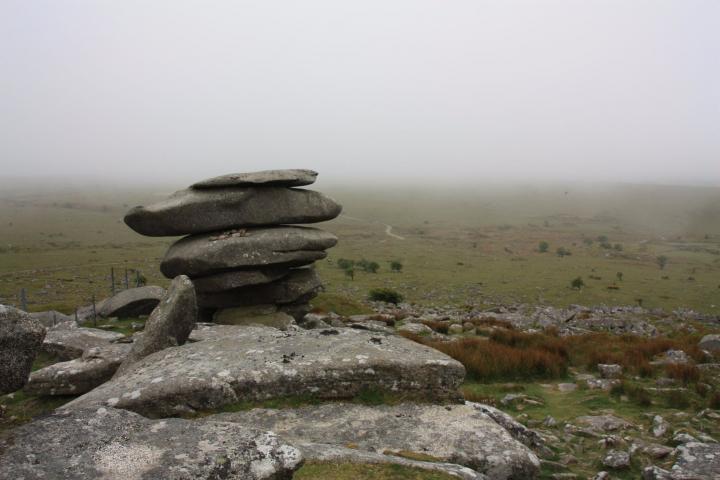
[0,305,46,394]
[123,169,341,320]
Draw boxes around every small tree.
[616,272,623,282]
[538,241,549,253]
[583,238,594,246]
[337,258,355,270]
[597,235,609,243]
[368,288,403,304]
[390,260,403,273]
[556,247,571,257]
[344,267,355,281]
[613,243,623,251]
[357,259,380,273]
[571,276,585,290]
[657,255,668,270]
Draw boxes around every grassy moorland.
[1,180,719,316]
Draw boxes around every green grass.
[1,182,719,314]
[294,461,460,480]
[0,391,76,434]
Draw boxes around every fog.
[1,1,718,186]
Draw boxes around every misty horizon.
[1,1,719,186]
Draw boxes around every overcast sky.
[1,1,718,185]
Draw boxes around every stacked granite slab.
[124,169,341,319]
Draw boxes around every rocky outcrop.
[0,406,303,479]
[25,343,132,396]
[114,275,197,377]
[124,169,341,323]
[0,305,46,394]
[125,186,341,236]
[98,285,166,318]
[65,326,465,417]
[42,322,124,360]
[210,401,540,480]
[699,333,720,353]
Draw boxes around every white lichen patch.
[93,442,165,480]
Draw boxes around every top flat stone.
[192,169,318,189]
[124,187,342,237]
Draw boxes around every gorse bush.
[368,288,403,304]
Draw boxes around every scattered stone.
[557,383,577,393]
[210,402,540,480]
[449,323,464,334]
[299,313,331,330]
[25,343,132,395]
[125,186,342,236]
[586,378,621,391]
[98,285,166,318]
[673,432,698,444]
[651,349,692,365]
[593,472,610,480]
[28,310,74,327]
[598,364,623,379]
[65,326,465,417]
[576,415,634,433]
[192,169,318,189]
[672,442,720,478]
[42,323,124,360]
[131,321,144,331]
[397,322,434,335]
[114,275,197,378]
[699,334,720,353]
[0,407,303,479]
[652,415,669,438]
[470,403,548,453]
[602,450,630,469]
[543,415,558,427]
[0,305,46,394]
[641,443,674,459]
[641,465,673,479]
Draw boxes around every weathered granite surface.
[0,305,46,394]
[65,326,465,417]
[0,406,303,479]
[192,169,318,189]
[211,401,540,479]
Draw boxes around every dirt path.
[340,215,405,240]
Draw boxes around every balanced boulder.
[114,275,197,377]
[192,267,289,292]
[160,226,337,278]
[125,187,341,236]
[0,305,46,394]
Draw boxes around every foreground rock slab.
[99,285,166,318]
[0,305,46,394]
[114,275,197,377]
[125,187,342,237]
[66,326,465,417]
[160,226,337,278]
[211,401,540,480]
[0,407,302,479]
[25,343,132,396]
[42,323,124,360]
[192,169,318,189]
